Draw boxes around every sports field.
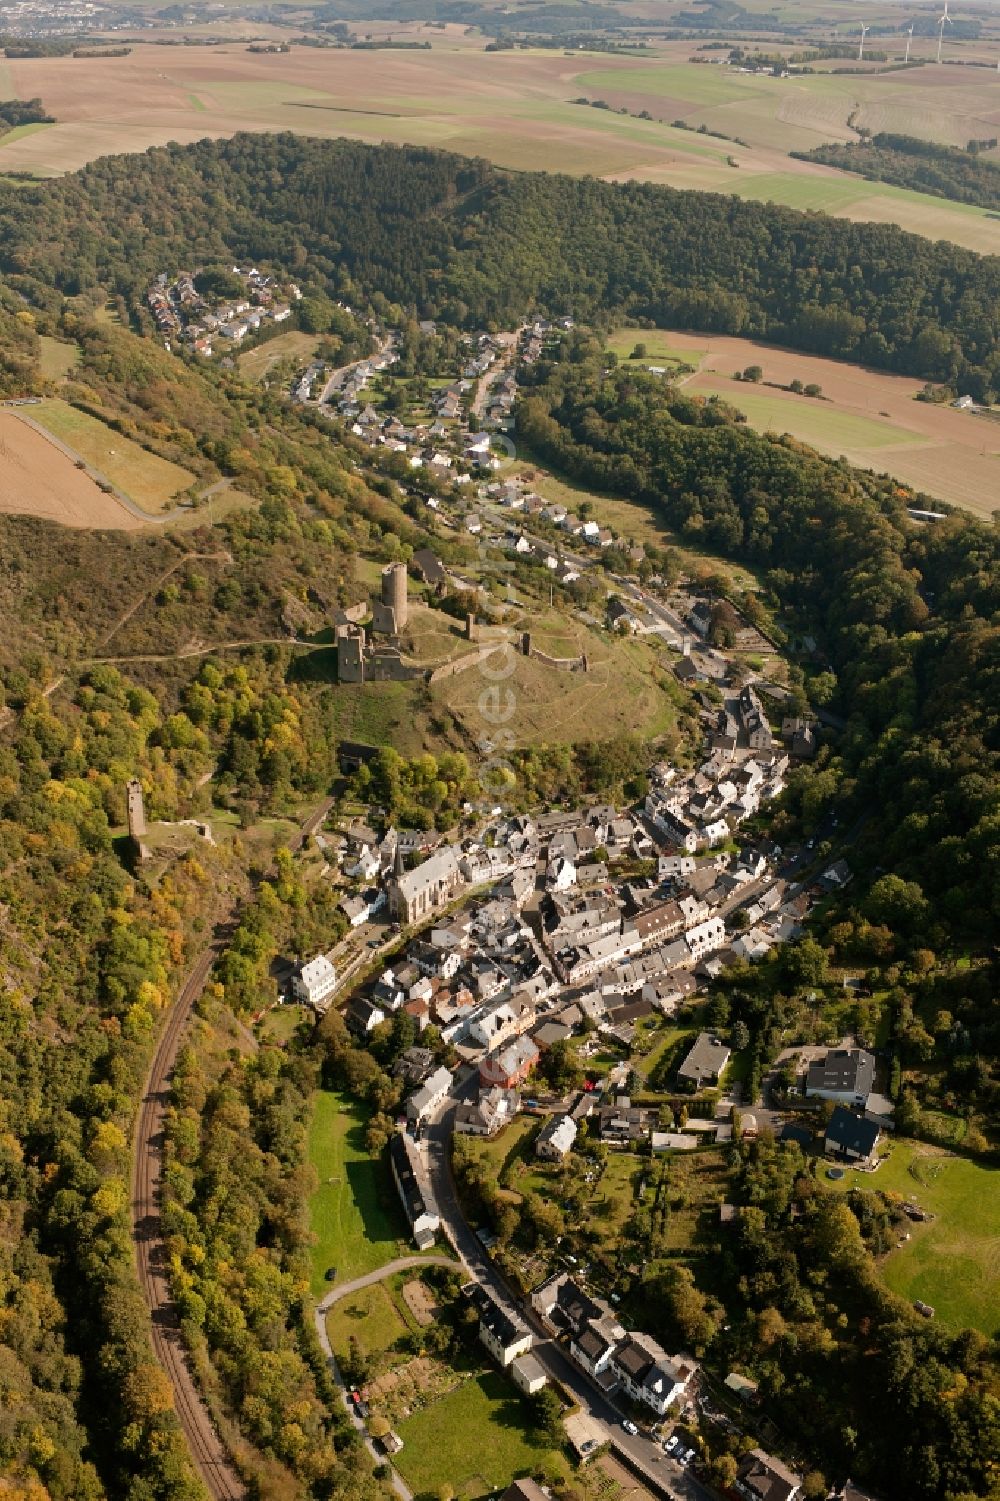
[2,40,999,250]
[28,397,196,512]
[833,1140,1000,1335]
[618,327,1000,517]
[0,409,143,529]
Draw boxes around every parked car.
[663,1436,679,1455]
[679,1448,696,1467]
[621,1419,638,1436]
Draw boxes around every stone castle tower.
[381,562,408,632]
[126,778,146,841]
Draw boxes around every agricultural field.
[27,397,197,514]
[2,40,1000,249]
[617,327,1000,518]
[306,1088,414,1297]
[0,409,144,529]
[832,1139,1000,1335]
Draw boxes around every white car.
[621,1419,638,1436]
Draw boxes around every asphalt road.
[425,1097,715,1501]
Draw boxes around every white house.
[686,915,726,960]
[536,1113,577,1161]
[476,1287,533,1367]
[611,1334,697,1417]
[291,954,337,1011]
[546,855,577,891]
[390,1132,440,1250]
[406,1065,453,1125]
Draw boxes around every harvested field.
[2,42,999,250]
[650,329,1000,518]
[0,410,143,529]
[29,398,196,513]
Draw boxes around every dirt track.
[0,410,143,529]
[131,796,333,1499]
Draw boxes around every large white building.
[291,954,337,1012]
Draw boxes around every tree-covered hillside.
[3,132,1000,395]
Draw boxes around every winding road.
[130,796,333,1500]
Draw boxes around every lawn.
[307,1089,413,1296]
[831,1139,1000,1335]
[394,1367,566,1499]
[326,1279,412,1368]
[256,1003,308,1046]
[29,397,196,512]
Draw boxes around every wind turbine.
[904,23,914,63]
[858,21,870,60]
[936,0,953,64]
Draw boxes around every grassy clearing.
[433,627,678,748]
[326,1279,411,1368]
[605,326,705,368]
[394,1367,567,1499]
[831,1139,1000,1334]
[29,397,195,512]
[237,329,320,383]
[255,1003,308,1046]
[306,1089,413,1296]
[37,335,80,380]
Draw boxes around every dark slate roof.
[474,1286,529,1349]
[807,1047,875,1097]
[826,1106,881,1158]
[737,1448,802,1501]
[556,1278,602,1334]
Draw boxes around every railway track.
[131,796,333,1500]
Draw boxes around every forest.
[3,132,1000,394]
[795,132,1000,213]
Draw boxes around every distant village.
[294,318,567,491]
[146,265,299,356]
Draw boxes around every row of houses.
[147,266,296,356]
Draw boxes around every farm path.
[9,408,199,526]
[100,547,232,651]
[83,635,311,666]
